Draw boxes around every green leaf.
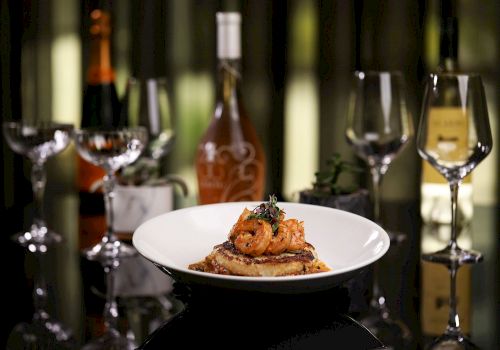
[246,194,282,232]
[311,153,363,195]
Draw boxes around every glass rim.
[353,70,404,78]
[2,121,74,129]
[427,72,482,79]
[73,126,147,136]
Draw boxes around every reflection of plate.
[133,202,390,294]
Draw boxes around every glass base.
[82,330,137,350]
[13,224,62,252]
[83,236,137,266]
[7,316,74,350]
[426,332,480,350]
[422,245,483,265]
[360,307,412,349]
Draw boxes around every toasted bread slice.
[189,241,328,276]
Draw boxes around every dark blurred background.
[1,0,498,347]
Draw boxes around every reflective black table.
[2,153,499,349]
[138,283,384,349]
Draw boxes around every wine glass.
[119,77,175,185]
[123,77,174,160]
[3,121,74,348]
[345,71,413,347]
[74,127,147,349]
[417,73,492,349]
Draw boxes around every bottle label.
[197,141,264,203]
[423,107,471,183]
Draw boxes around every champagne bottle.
[78,9,124,250]
[420,16,473,225]
[196,12,265,204]
[77,9,124,336]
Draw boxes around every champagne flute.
[74,127,147,350]
[417,73,492,349]
[345,71,413,347]
[3,121,74,348]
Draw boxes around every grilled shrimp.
[285,219,306,251]
[265,221,292,255]
[228,208,252,240]
[232,219,272,256]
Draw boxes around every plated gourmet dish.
[189,196,330,276]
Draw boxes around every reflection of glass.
[417,73,492,349]
[345,71,413,348]
[3,121,74,348]
[74,127,147,350]
[420,223,473,346]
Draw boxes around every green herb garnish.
[247,194,282,232]
[312,153,363,196]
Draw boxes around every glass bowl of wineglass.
[74,127,148,349]
[345,71,413,348]
[417,73,492,349]
[3,121,74,348]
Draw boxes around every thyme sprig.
[247,194,282,232]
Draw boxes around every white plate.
[133,202,390,294]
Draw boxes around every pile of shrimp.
[228,208,307,257]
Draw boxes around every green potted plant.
[299,153,371,218]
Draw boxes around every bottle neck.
[438,17,459,73]
[87,35,115,85]
[217,58,242,103]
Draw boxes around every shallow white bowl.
[133,202,390,294]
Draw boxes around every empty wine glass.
[119,77,175,186]
[3,121,74,348]
[74,127,147,350]
[345,71,413,347]
[417,73,492,349]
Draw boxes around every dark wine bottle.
[77,9,125,338]
[78,9,124,250]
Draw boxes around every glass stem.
[103,172,116,241]
[369,165,388,315]
[33,251,49,322]
[370,165,386,224]
[103,264,119,333]
[446,263,461,335]
[449,181,460,250]
[31,161,47,229]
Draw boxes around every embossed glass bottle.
[196,12,265,204]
